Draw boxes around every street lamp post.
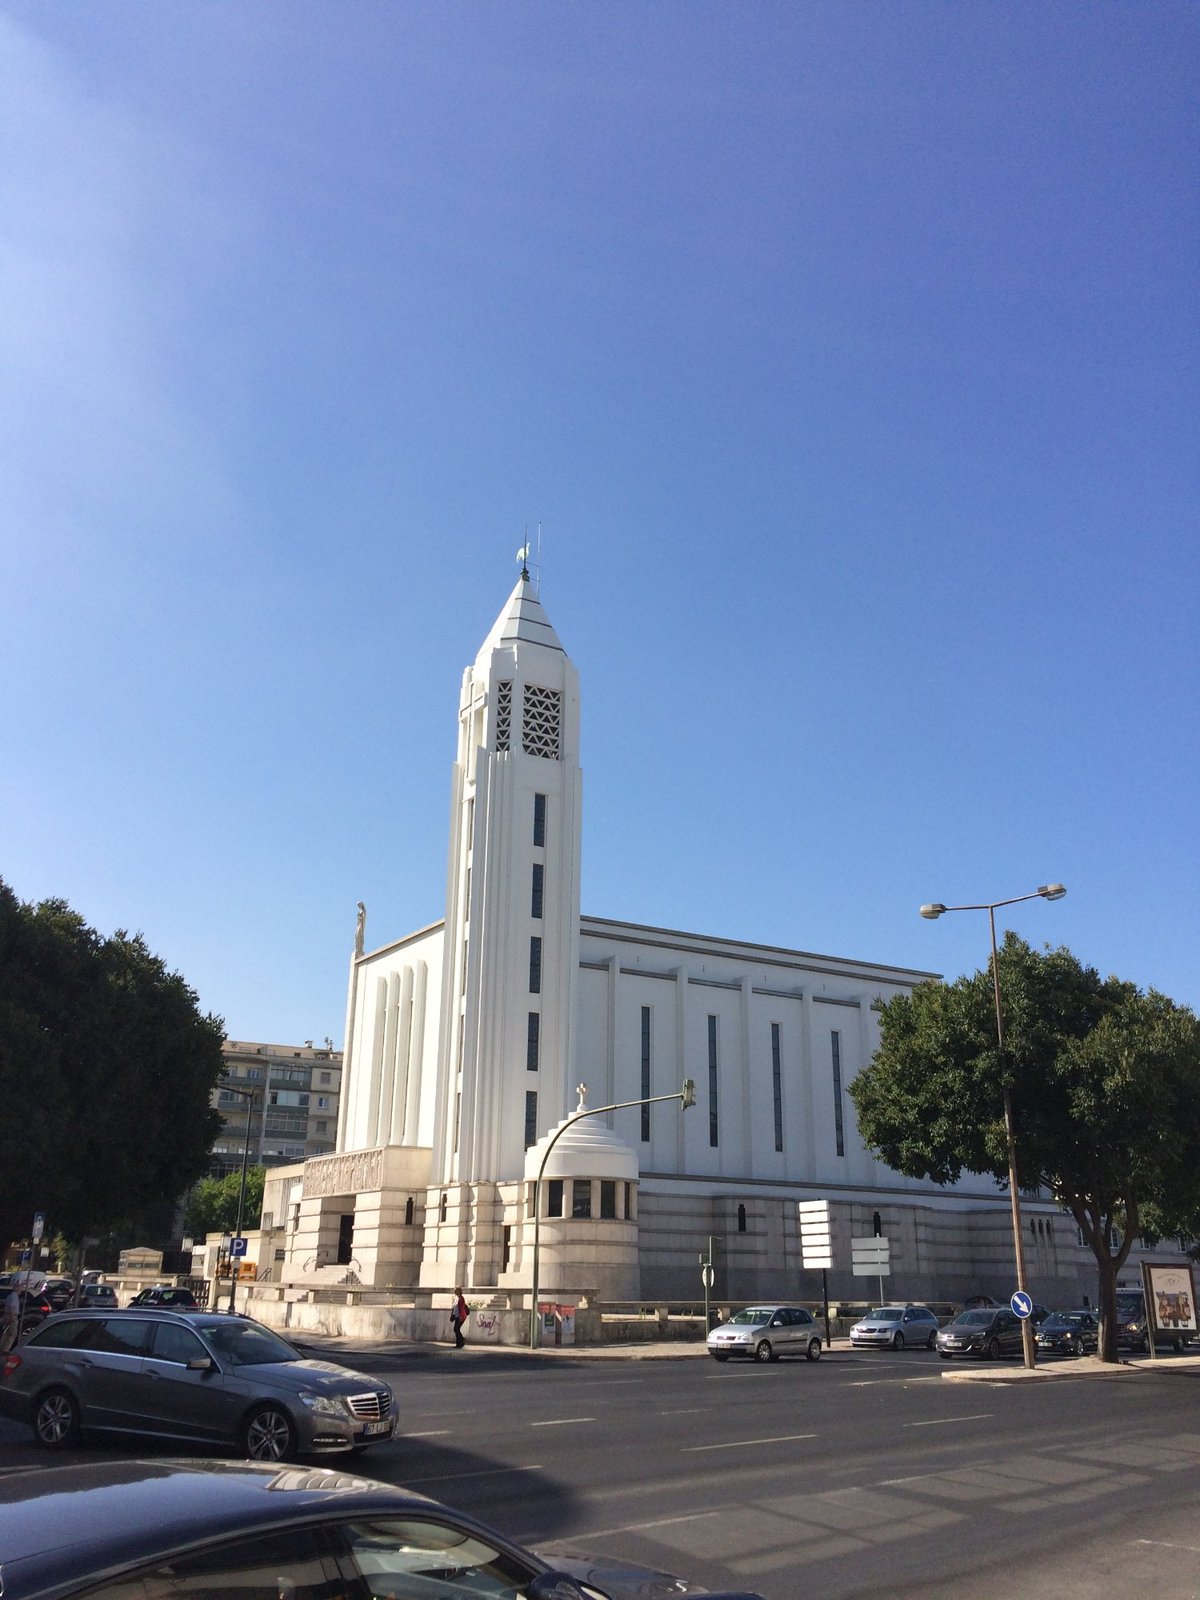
[218,1083,255,1315]
[529,1080,695,1350]
[919,885,1066,1371]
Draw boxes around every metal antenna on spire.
[516,525,542,592]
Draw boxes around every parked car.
[39,1279,75,1313]
[1035,1310,1100,1357]
[936,1307,1025,1360]
[707,1304,823,1363]
[1114,1288,1192,1353]
[962,1294,1002,1309]
[850,1304,940,1350]
[6,1290,55,1339]
[0,1308,397,1461]
[0,1458,768,1600]
[77,1284,118,1309]
[127,1285,199,1307]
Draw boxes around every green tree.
[183,1166,266,1239]
[849,936,1200,1362]
[0,879,225,1248]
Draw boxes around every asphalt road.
[3,1344,1199,1599]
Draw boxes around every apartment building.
[212,1040,342,1179]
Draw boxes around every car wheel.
[242,1404,296,1462]
[710,1352,730,1363]
[926,1330,937,1350]
[987,1338,1002,1361]
[753,1339,775,1363]
[34,1388,80,1448]
[892,1331,905,1351]
[805,1338,821,1362]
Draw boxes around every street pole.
[920,885,1065,1372]
[218,1083,255,1315]
[529,1081,695,1350]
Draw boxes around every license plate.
[361,1418,392,1437]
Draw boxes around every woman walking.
[450,1286,469,1349]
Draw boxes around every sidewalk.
[293,1330,1200,1376]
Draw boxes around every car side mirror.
[187,1356,214,1372]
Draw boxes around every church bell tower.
[430,567,582,1191]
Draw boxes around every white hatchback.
[707,1304,823,1363]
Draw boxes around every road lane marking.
[1135,1539,1200,1554]
[558,1512,722,1540]
[905,1413,993,1427]
[683,1433,818,1452]
[530,1416,597,1427]
[406,1429,452,1438]
[407,1465,544,1485]
[658,1407,705,1415]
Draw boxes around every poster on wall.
[1141,1262,1197,1338]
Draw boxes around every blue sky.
[2,3,1196,1044]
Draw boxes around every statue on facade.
[355,901,366,956]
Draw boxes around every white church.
[272,569,1101,1315]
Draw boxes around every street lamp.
[919,885,1066,1370]
[528,1080,696,1349]
[218,1082,255,1314]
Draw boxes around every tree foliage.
[850,935,1200,1361]
[0,879,225,1247]
[183,1166,265,1239]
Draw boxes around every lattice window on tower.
[522,685,561,759]
[494,681,513,751]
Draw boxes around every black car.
[1035,1310,1100,1357]
[0,1458,766,1600]
[6,1289,55,1339]
[936,1306,1025,1360]
[127,1285,199,1307]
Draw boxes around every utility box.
[537,1302,576,1346]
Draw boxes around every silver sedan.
[707,1304,823,1363]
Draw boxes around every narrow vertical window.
[738,1203,747,1233]
[533,793,546,847]
[831,1030,845,1157]
[404,1197,414,1225]
[640,1006,651,1142]
[526,1012,540,1071]
[547,1179,563,1217]
[529,936,542,994]
[531,862,544,919]
[707,1014,719,1147]
[572,1179,592,1218]
[771,1022,784,1152]
[600,1180,616,1219]
[524,1090,538,1148]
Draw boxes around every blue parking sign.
[230,1236,248,1257]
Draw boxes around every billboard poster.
[1141,1262,1197,1338]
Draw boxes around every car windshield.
[193,1320,301,1367]
[1044,1313,1087,1329]
[868,1309,903,1321]
[728,1308,776,1325]
[1115,1294,1143,1314]
[954,1311,994,1327]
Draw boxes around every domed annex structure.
[278,566,1106,1323]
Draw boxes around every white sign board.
[797,1201,833,1270]
[851,1236,890,1276]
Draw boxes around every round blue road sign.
[1011,1290,1033,1319]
